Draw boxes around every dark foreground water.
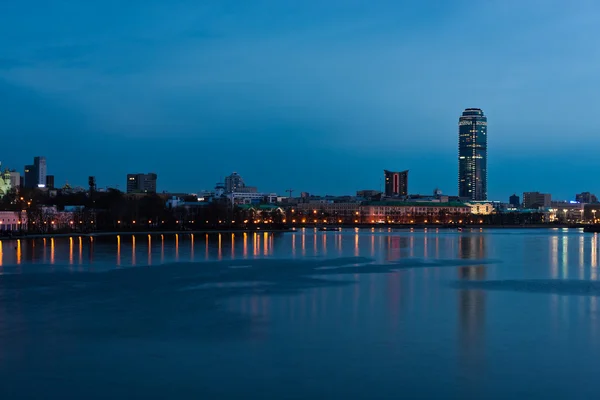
[1,228,600,399]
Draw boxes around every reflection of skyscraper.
[458,108,487,200]
[384,170,408,197]
[457,234,486,376]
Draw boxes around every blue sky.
[1,0,599,200]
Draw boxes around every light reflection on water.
[0,229,599,276]
[2,229,600,397]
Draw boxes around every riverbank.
[1,223,590,240]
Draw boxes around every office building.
[23,156,47,188]
[34,156,47,188]
[8,171,20,189]
[509,194,520,208]
[45,175,55,189]
[458,108,487,200]
[126,173,157,194]
[225,172,245,193]
[384,170,408,197]
[523,192,551,209]
[576,192,598,204]
[24,165,36,188]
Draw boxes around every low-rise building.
[227,192,277,205]
[549,201,584,223]
[0,211,26,232]
[360,201,471,224]
[464,202,495,215]
[523,192,551,208]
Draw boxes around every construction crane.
[286,189,294,198]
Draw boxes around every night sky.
[1,1,599,200]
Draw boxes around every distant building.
[362,201,471,223]
[0,211,26,232]
[576,192,598,204]
[227,192,278,205]
[214,182,225,198]
[384,170,408,197]
[550,201,584,223]
[356,190,382,200]
[300,192,310,198]
[523,192,551,209]
[126,173,157,194]
[509,194,520,208]
[0,169,11,198]
[34,156,47,188]
[24,165,36,188]
[23,156,47,188]
[9,171,20,189]
[458,108,487,201]
[46,175,55,189]
[465,202,495,215]
[224,172,245,193]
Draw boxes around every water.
[0,228,599,399]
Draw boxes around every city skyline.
[1,1,600,199]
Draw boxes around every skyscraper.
[384,170,408,197]
[24,164,36,188]
[458,108,487,200]
[34,156,47,188]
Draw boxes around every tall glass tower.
[458,108,487,200]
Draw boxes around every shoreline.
[0,224,589,240]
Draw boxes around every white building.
[464,202,495,215]
[227,192,278,205]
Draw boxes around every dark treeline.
[3,188,285,234]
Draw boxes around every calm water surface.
[1,228,599,399]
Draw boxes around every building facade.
[126,173,157,194]
[46,175,55,189]
[227,192,277,205]
[0,169,11,198]
[361,202,471,223]
[0,211,26,232]
[464,202,495,215]
[576,192,598,204]
[9,171,20,189]
[523,192,551,209]
[458,108,487,201]
[509,194,520,208]
[384,170,408,197]
[34,156,47,188]
[24,165,36,188]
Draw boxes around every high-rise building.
[24,164,36,188]
[576,192,598,204]
[225,172,245,193]
[126,173,157,194]
[458,108,487,200]
[23,156,47,188]
[509,194,520,208]
[384,170,408,197]
[523,192,551,209]
[34,156,47,188]
[45,175,55,189]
